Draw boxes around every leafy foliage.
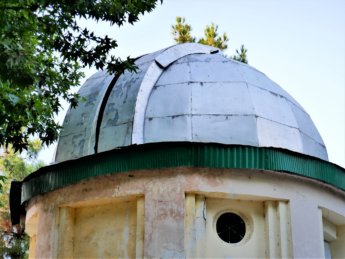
[0,140,44,258]
[171,17,195,43]
[0,0,160,152]
[0,231,29,259]
[171,16,248,63]
[198,23,228,50]
[232,44,248,64]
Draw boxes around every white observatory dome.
[55,43,327,162]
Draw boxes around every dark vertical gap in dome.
[94,73,122,154]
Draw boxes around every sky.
[39,0,345,167]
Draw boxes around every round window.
[216,212,246,244]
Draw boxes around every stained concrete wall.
[184,196,267,258]
[56,199,139,258]
[25,168,345,258]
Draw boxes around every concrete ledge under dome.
[10,142,345,211]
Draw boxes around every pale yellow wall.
[28,235,36,259]
[57,207,74,258]
[265,201,292,258]
[331,226,345,258]
[321,208,345,258]
[25,168,345,258]
[184,195,292,258]
[207,198,265,258]
[55,197,142,258]
[74,200,137,258]
[25,208,38,259]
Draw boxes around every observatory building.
[10,43,345,258]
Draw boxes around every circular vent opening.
[216,212,246,244]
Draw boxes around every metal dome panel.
[97,62,151,152]
[55,43,328,162]
[191,82,254,115]
[249,85,298,128]
[192,115,259,145]
[55,71,113,162]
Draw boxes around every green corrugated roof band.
[21,142,345,203]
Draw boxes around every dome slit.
[94,73,121,154]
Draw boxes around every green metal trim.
[21,142,345,203]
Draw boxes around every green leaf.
[0,0,160,151]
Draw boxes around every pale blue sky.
[39,0,345,167]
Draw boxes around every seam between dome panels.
[131,43,219,144]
